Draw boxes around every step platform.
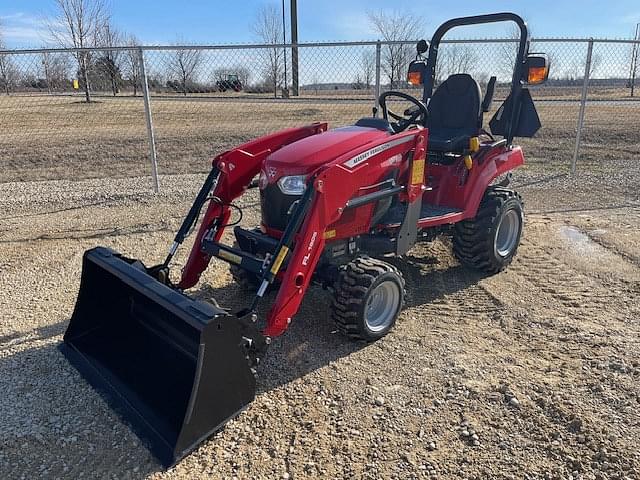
[380,203,462,227]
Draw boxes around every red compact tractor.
[61,13,549,466]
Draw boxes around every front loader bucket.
[61,247,262,467]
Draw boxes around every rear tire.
[331,257,405,342]
[453,187,524,274]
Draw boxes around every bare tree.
[352,74,364,90]
[497,26,522,81]
[123,34,141,96]
[562,60,580,82]
[361,51,375,89]
[42,52,71,92]
[565,52,601,82]
[212,67,228,91]
[47,0,110,102]
[252,4,284,97]
[0,21,17,95]
[168,41,202,96]
[0,57,15,96]
[588,53,602,78]
[233,65,251,88]
[42,52,53,94]
[212,67,229,84]
[368,10,423,88]
[475,71,490,89]
[436,44,477,83]
[96,21,122,96]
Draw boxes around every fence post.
[631,24,640,97]
[572,39,593,176]
[290,0,299,96]
[374,41,382,113]
[138,47,160,193]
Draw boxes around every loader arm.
[264,129,427,337]
[178,123,327,289]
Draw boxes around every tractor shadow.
[191,248,486,394]
[191,281,364,394]
[391,251,488,310]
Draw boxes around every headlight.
[258,170,268,190]
[277,175,307,195]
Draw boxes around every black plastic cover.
[260,183,300,231]
[489,88,541,138]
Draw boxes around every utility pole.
[281,0,288,97]
[290,0,299,96]
[630,22,640,97]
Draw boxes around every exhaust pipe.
[61,247,266,466]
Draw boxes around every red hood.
[264,126,391,178]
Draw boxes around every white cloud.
[0,12,28,21]
[619,12,640,25]
[332,12,376,40]
[0,12,54,47]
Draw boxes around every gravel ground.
[1,164,640,479]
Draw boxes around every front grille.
[260,184,301,231]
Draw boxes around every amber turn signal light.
[407,71,423,86]
[527,66,549,85]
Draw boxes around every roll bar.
[422,13,531,144]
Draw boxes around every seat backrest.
[427,74,482,134]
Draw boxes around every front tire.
[331,257,406,342]
[453,187,524,274]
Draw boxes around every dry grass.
[0,94,639,183]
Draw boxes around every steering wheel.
[378,91,428,133]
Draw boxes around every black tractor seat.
[426,73,482,153]
[427,128,476,152]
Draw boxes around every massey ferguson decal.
[343,136,414,169]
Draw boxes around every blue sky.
[1,0,639,48]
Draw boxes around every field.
[1,93,639,182]
[1,93,640,479]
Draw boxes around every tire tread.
[331,257,406,341]
[453,187,524,274]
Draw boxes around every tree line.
[1,2,637,100]
[0,0,269,100]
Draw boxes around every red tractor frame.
[168,12,548,340]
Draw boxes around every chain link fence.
[0,38,639,188]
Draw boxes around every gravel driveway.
[1,169,639,479]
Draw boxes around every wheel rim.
[364,281,400,332]
[495,209,521,257]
